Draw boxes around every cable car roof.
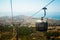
[36,19,47,23]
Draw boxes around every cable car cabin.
[36,19,48,32]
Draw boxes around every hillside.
[0,15,60,26]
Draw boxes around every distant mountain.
[0,15,35,25]
[0,16,12,25]
[47,19,60,26]
[0,15,60,26]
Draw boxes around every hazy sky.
[0,0,60,19]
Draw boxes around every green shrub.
[1,32,13,40]
[47,32,60,37]
[17,27,35,37]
